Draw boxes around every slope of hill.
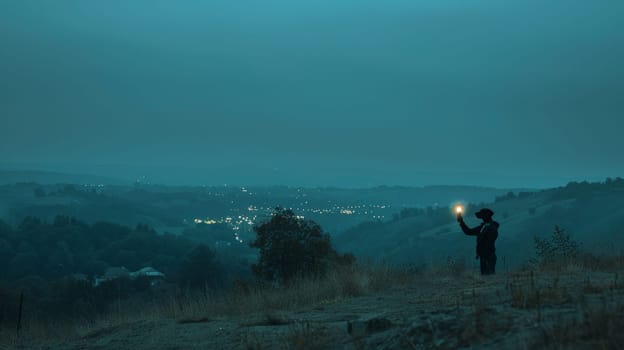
[10,265,624,350]
[335,179,624,268]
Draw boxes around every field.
[3,257,623,350]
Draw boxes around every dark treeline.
[0,208,351,329]
[0,216,251,326]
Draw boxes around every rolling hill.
[335,179,624,268]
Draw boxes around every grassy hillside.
[335,179,624,268]
[3,259,623,350]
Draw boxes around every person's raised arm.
[458,217,482,236]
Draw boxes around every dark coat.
[459,219,499,258]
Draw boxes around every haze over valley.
[2,1,623,349]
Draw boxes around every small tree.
[178,244,223,290]
[34,187,46,198]
[250,208,353,283]
[534,225,580,264]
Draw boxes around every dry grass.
[533,253,624,273]
[508,254,624,311]
[534,301,624,349]
[0,296,170,348]
[0,263,419,348]
[502,256,624,348]
[284,322,334,350]
[4,255,624,349]
[166,263,419,321]
[508,271,573,310]
[239,323,334,350]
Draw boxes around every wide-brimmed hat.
[475,208,494,219]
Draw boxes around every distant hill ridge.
[335,178,624,268]
[0,170,127,185]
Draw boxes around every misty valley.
[1,174,624,349]
[2,0,623,348]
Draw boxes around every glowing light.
[454,204,465,215]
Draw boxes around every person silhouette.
[457,208,499,275]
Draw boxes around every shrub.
[533,225,580,265]
[250,208,353,283]
[178,244,224,290]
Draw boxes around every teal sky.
[1,0,623,187]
